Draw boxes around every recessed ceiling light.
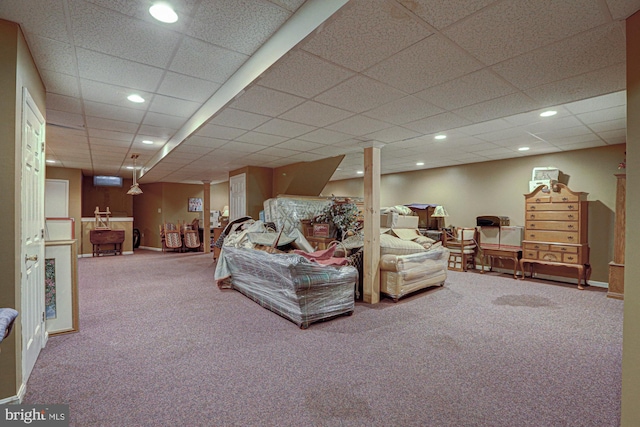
[356,171,364,175]
[434,134,447,140]
[46,159,56,164]
[540,110,557,117]
[518,147,530,151]
[126,166,134,170]
[416,162,424,166]
[149,3,178,23]
[127,94,145,103]
[142,140,154,145]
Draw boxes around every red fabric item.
[293,244,349,266]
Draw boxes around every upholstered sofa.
[216,247,357,329]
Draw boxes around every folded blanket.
[0,308,19,343]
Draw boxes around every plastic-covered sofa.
[216,247,357,329]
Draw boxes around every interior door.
[21,88,46,383]
[229,173,246,221]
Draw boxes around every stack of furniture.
[443,227,479,272]
[519,183,590,289]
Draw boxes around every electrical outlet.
[158,208,161,213]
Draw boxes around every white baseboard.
[0,382,26,405]
[480,266,607,288]
[79,251,135,258]
[138,246,162,252]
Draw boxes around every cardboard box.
[529,179,557,192]
[380,213,419,229]
[479,226,500,245]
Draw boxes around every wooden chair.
[183,229,200,252]
[443,227,479,272]
[164,229,183,252]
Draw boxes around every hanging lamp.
[127,154,143,195]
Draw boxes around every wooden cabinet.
[608,174,625,299]
[90,229,125,256]
[519,184,590,289]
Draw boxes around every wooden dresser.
[519,184,590,289]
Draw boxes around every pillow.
[379,233,426,256]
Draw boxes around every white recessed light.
[434,134,447,140]
[127,94,145,103]
[416,162,424,166]
[356,171,364,175]
[142,140,154,145]
[518,147,530,151]
[126,166,134,170]
[149,3,178,23]
[46,159,56,164]
[540,110,557,117]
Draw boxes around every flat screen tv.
[93,175,123,187]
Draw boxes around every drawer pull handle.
[567,214,574,219]
[568,205,575,210]
[530,224,536,227]
[567,224,574,229]
[530,206,536,210]
[529,234,536,238]
[536,198,541,202]
[529,214,535,219]
[567,236,574,240]
[534,245,540,249]
[562,197,568,201]
[567,256,574,261]
[561,247,567,251]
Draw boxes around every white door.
[229,173,246,221]
[21,88,46,383]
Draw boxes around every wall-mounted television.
[93,175,123,187]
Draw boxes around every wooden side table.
[480,244,522,278]
[90,229,125,256]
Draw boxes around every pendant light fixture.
[127,154,143,196]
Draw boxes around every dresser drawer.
[550,192,580,203]
[523,242,549,251]
[562,253,580,264]
[526,221,579,231]
[549,245,578,254]
[525,211,580,221]
[539,251,563,262]
[523,250,539,259]
[524,230,579,243]
[526,202,581,211]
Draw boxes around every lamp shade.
[432,205,449,217]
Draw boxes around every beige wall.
[622,10,640,427]
[230,166,273,220]
[211,181,229,213]
[323,144,625,283]
[0,19,45,401]
[46,167,83,244]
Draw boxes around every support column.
[362,145,382,304]
[202,181,211,254]
[622,9,640,427]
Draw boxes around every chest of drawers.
[519,184,589,288]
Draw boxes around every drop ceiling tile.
[85,116,138,133]
[256,146,297,158]
[454,93,541,124]
[604,0,640,20]
[157,72,221,103]
[173,143,218,155]
[492,23,626,90]
[234,132,288,146]
[274,139,324,151]
[598,129,626,144]
[88,128,134,142]
[280,101,353,127]
[47,110,84,129]
[27,35,77,76]
[69,0,181,68]
[285,152,327,163]
[403,0,496,29]
[252,118,316,138]
[365,34,483,94]
[208,108,271,130]
[524,63,626,107]
[197,124,247,140]
[216,141,265,154]
[588,118,626,133]
[230,86,306,116]
[577,105,626,125]
[0,0,69,42]
[415,69,517,111]
[524,116,585,134]
[169,36,248,83]
[315,76,406,114]
[189,0,291,55]
[311,145,353,157]
[84,100,146,123]
[539,132,599,146]
[564,90,626,114]
[404,112,472,134]
[148,95,201,118]
[297,128,352,144]
[302,0,433,72]
[258,50,355,98]
[443,0,607,65]
[456,118,515,136]
[138,125,176,140]
[326,115,393,136]
[40,70,81,98]
[47,93,82,113]
[363,127,422,144]
[142,112,188,130]
[79,79,149,109]
[363,96,444,125]
[557,140,607,151]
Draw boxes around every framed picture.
[188,197,203,212]
[312,223,332,238]
[45,240,79,335]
